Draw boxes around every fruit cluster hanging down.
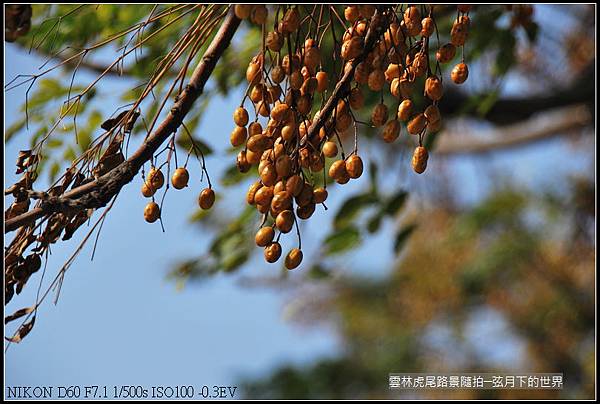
[228,5,473,267]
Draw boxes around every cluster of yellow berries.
[226,5,474,268]
[340,4,472,173]
[136,5,482,267]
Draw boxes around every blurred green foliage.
[241,180,595,399]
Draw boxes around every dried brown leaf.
[5,307,34,324]
[5,316,35,343]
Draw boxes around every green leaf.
[323,225,361,255]
[26,78,86,110]
[30,125,48,148]
[183,110,202,137]
[219,232,245,255]
[334,193,379,229]
[63,146,77,162]
[61,97,88,116]
[76,110,102,152]
[366,212,383,234]
[175,133,213,156]
[221,248,250,272]
[368,160,379,194]
[168,257,218,283]
[87,110,103,131]
[383,190,408,216]
[477,90,499,117]
[188,208,212,223]
[5,117,27,142]
[493,30,517,76]
[393,223,418,254]
[307,264,331,279]
[49,161,61,183]
[424,131,440,150]
[46,138,63,149]
[221,164,249,186]
[207,207,255,258]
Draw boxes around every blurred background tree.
[4,4,595,399]
[240,179,595,399]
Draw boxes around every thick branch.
[5,8,241,234]
[439,62,595,125]
[435,104,592,155]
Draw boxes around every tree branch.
[5,8,241,234]
[438,62,595,126]
[435,104,592,155]
[23,48,176,79]
[300,6,391,147]
[44,53,130,77]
